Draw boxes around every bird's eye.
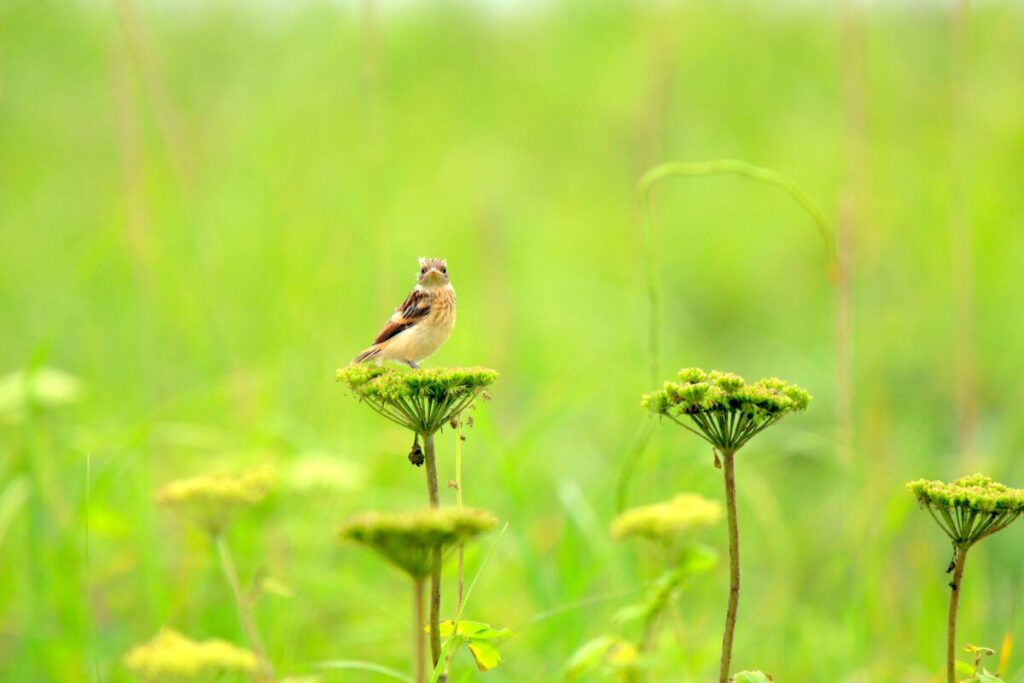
[420,268,426,274]
[441,267,447,274]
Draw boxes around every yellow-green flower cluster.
[339,508,498,579]
[156,466,275,536]
[337,366,497,436]
[337,365,498,435]
[908,474,1024,513]
[123,629,259,682]
[642,368,811,451]
[907,474,1024,547]
[611,494,722,543]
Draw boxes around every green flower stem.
[634,608,665,683]
[422,432,443,671]
[445,420,466,678]
[424,432,440,509]
[719,450,740,683]
[947,546,969,683]
[454,419,465,613]
[413,578,426,683]
[215,535,274,682]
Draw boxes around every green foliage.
[336,365,498,434]
[433,620,513,672]
[730,672,774,682]
[568,523,717,680]
[614,549,717,627]
[642,368,811,452]
[907,474,1024,548]
[0,366,83,423]
[5,1,1024,680]
[956,645,1004,683]
[338,508,498,580]
[564,635,639,681]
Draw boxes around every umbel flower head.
[907,474,1024,548]
[339,507,498,580]
[155,466,276,537]
[641,368,811,453]
[123,628,259,682]
[336,365,497,435]
[611,494,722,544]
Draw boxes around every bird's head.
[417,257,449,288]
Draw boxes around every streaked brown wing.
[373,288,432,344]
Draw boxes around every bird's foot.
[405,360,421,370]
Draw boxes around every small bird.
[352,257,456,369]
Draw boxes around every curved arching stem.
[637,158,839,386]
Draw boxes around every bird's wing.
[372,288,432,344]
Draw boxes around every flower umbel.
[611,494,722,544]
[336,365,497,435]
[907,474,1024,548]
[642,368,811,453]
[123,629,259,682]
[155,466,275,537]
[339,507,498,580]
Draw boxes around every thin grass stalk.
[454,420,465,613]
[215,535,274,682]
[949,0,978,467]
[719,450,740,683]
[113,0,193,191]
[614,421,657,513]
[838,0,868,467]
[641,196,663,387]
[443,420,466,679]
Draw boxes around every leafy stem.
[215,534,274,683]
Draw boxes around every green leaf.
[976,669,1005,683]
[436,620,512,641]
[612,602,650,625]
[468,642,503,671]
[678,544,719,576]
[731,671,773,682]
[614,567,687,626]
[314,660,412,682]
[564,635,620,680]
[956,661,977,677]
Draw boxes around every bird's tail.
[352,345,382,364]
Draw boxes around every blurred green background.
[2,0,1024,680]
